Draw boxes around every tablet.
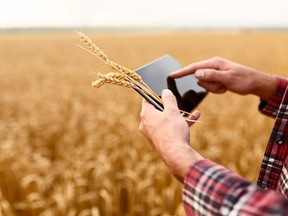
[135,55,207,113]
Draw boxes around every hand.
[139,89,203,182]
[170,57,277,101]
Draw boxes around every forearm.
[250,70,277,101]
[183,160,288,215]
[170,146,203,182]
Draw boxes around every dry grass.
[1,31,288,215]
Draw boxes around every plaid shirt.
[183,77,288,215]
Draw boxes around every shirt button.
[276,137,283,145]
[262,184,268,190]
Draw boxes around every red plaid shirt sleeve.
[183,160,288,215]
[259,77,288,117]
[183,76,288,215]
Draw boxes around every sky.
[1,0,288,29]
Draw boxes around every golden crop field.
[1,30,288,216]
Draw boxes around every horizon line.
[2,26,288,33]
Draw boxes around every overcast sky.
[1,0,288,29]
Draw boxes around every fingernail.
[195,70,205,78]
[162,89,172,96]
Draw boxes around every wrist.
[173,146,203,180]
[251,71,277,101]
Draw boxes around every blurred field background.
[1,31,288,215]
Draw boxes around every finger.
[141,98,156,112]
[170,57,224,78]
[161,89,179,112]
[187,110,201,127]
[197,80,227,93]
[195,69,228,83]
[139,99,157,133]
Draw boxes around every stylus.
[132,85,164,111]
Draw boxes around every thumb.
[186,110,201,127]
[161,89,179,112]
[195,69,227,83]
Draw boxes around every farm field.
[1,30,288,215]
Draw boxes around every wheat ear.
[92,73,131,88]
[77,32,141,81]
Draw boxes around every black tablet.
[135,55,207,113]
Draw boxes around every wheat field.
[1,30,288,216]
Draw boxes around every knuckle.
[211,56,223,62]
[223,72,235,85]
[211,56,224,66]
[206,69,216,77]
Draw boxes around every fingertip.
[162,89,173,97]
[169,69,183,78]
[191,110,201,119]
[169,66,192,78]
[186,110,201,126]
[161,89,178,111]
[169,71,177,77]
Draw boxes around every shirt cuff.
[259,77,288,118]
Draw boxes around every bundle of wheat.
[77,32,196,120]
